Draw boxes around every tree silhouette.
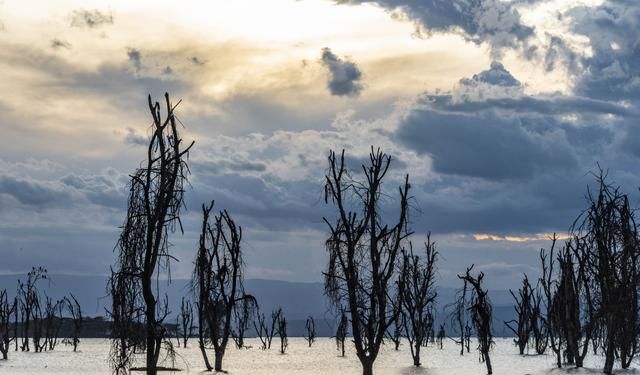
[177,297,193,349]
[108,93,193,375]
[399,238,438,366]
[323,147,411,375]
[194,201,254,371]
[504,275,533,355]
[0,289,16,360]
[304,316,315,348]
[458,266,493,375]
[65,294,82,352]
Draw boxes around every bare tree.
[108,271,146,374]
[436,324,445,349]
[504,275,533,355]
[323,147,411,375]
[108,93,193,375]
[572,172,640,374]
[277,309,288,354]
[529,282,547,355]
[194,201,254,371]
[336,310,348,357]
[539,236,563,368]
[447,285,468,355]
[399,238,438,367]
[177,297,193,349]
[458,265,493,375]
[17,266,47,352]
[65,294,82,352]
[231,296,255,349]
[305,316,316,348]
[43,296,63,351]
[253,308,278,351]
[0,289,16,360]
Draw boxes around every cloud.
[69,9,114,29]
[123,128,147,146]
[336,0,534,55]
[50,39,71,50]
[127,48,142,71]
[190,56,206,66]
[0,175,73,207]
[192,158,267,176]
[320,47,363,97]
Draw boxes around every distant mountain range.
[0,274,518,337]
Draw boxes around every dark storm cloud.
[566,0,640,101]
[320,47,363,97]
[192,158,267,175]
[397,108,578,180]
[392,60,640,236]
[336,0,534,53]
[0,175,73,207]
[69,9,114,29]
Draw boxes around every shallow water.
[0,337,633,374]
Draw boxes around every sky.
[0,0,638,289]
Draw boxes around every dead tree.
[177,297,193,349]
[572,172,640,374]
[253,308,278,350]
[400,238,438,366]
[447,285,468,355]
[323,147,411,375]
[464,323,472,353]
[504,275,533,355]
[0,289,16,360]
[436,324,445,349]
[108,93,193,375]
[108,271,145,374]
[529,282,547,354]
[458,266,493,375]
[539,237,563,368]
[386,320,402,351]
[43,296,63,351]
[231,296,255,349]
[422,308,434,347]
[277,310,288,354]
[305,316,316,348]
[65,294,82,352]
[194,201,254,371]
[336,310,348,357]
[31,295,44,352]
[17,266,47,352]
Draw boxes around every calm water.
[0,337,626,374]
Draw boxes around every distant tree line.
[0,267,84,360]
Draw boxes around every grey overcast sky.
[0,0,639,288]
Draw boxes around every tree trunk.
[214,349,224,372]
[485,352,492,375]
[412,344,421,366]
[362,359,374,375]
[198,335,212,371]
[604,339,615,375]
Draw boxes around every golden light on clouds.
[473,233,572,242]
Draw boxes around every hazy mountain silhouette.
[0,274,516,336]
